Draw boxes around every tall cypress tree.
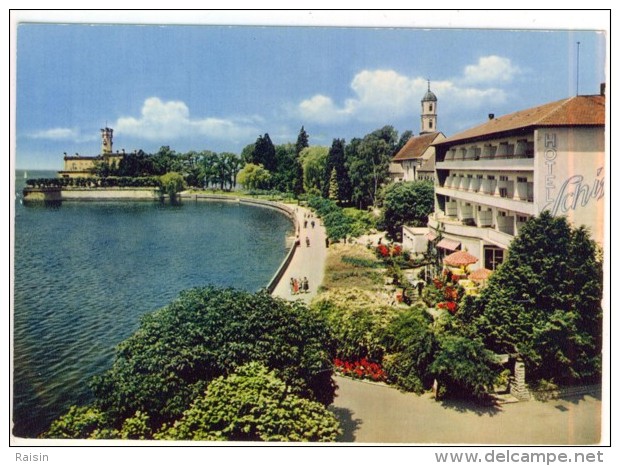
[293,127,309,196]
[323,138,351,204]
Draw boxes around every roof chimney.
[600,83,606,96]
[488,113,495,120]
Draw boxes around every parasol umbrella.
[469,267,493,281]
[443,250,478,267]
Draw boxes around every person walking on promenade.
[311,220,315,229]
[325,237,330,248]
[290,277,295,294]
[293,278,300,295]
[306,236,310,247]
[304,219,308,228]
[302,277,309,293]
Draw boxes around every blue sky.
[15,19,607,169]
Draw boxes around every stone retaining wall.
[61,187,160,201]
[531,384,601,401]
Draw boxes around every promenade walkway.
[271,205,327,303]
[331,375,602,444]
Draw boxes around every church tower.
[100,127,113,155]
[420,81,437,134]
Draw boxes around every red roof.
[436,95,605,146]
[393,132,443,161]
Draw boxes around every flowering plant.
[437,301,458,314]
[334,357,387,382]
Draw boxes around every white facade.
[429,99,604,270]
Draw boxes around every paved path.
[331,375,602,444]
[271,206,327,303]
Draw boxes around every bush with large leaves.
[157,363,341,441]
[382,304,437,393]
[88,287,336,434]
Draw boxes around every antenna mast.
[576,41,580,96]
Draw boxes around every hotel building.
[427,91,605,271]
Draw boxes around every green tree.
[346,126,397,208]
[89,287,336,433]
[328,168,339,201]
[323,138,352,204]
[241,142,256,164]
[237,163,271,190]
[272,143,298,193]
[159,172,186,203]
[429,335,500,400]
[295,125,309,155]
[220,152,243,191]
[300,146,328,195]
[381,181,435,241]
[382,305,437,393]
[198,150,219,189]
[248,133,277,173]
[152,146,180,175]
[157,363,341,442]
[462,212,603,385]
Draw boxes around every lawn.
[321,243,385,292]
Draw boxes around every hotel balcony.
[436,154,534,171]
[428,215,515,250]
[435,185,537,216]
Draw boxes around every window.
[429,120,433,129]
[484,246,505,270]
[477,174,484,179]
[488,175,495,180]
[467,174,473,178]
[499,175,509,181]
[499,188,508,198]
[499,211,506,217]
[429,104,433,112]
[517,215,528,223]
[517,176,528,183]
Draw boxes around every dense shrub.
[156,363,341,442]
[311,288,399,362]
[382,304,437,393]
[45,287,336,439]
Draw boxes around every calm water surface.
[13,171,293,437]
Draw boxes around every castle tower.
[100,127,113,155]
[420,81,437,134]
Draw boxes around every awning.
[425,232,438,241]
[436,238,461,251]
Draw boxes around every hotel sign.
[542,132,604,216]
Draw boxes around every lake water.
[12,170,294,437]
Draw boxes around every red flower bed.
[437,301,458,314]
[376,244,402,259]
[334,357,386,382]
[376,244,390,257]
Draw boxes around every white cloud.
[29,127,79,140]
[462,55,521,84]
[296,56,518,124]
[115,97,259,142]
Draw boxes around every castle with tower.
[58,127,125,178]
